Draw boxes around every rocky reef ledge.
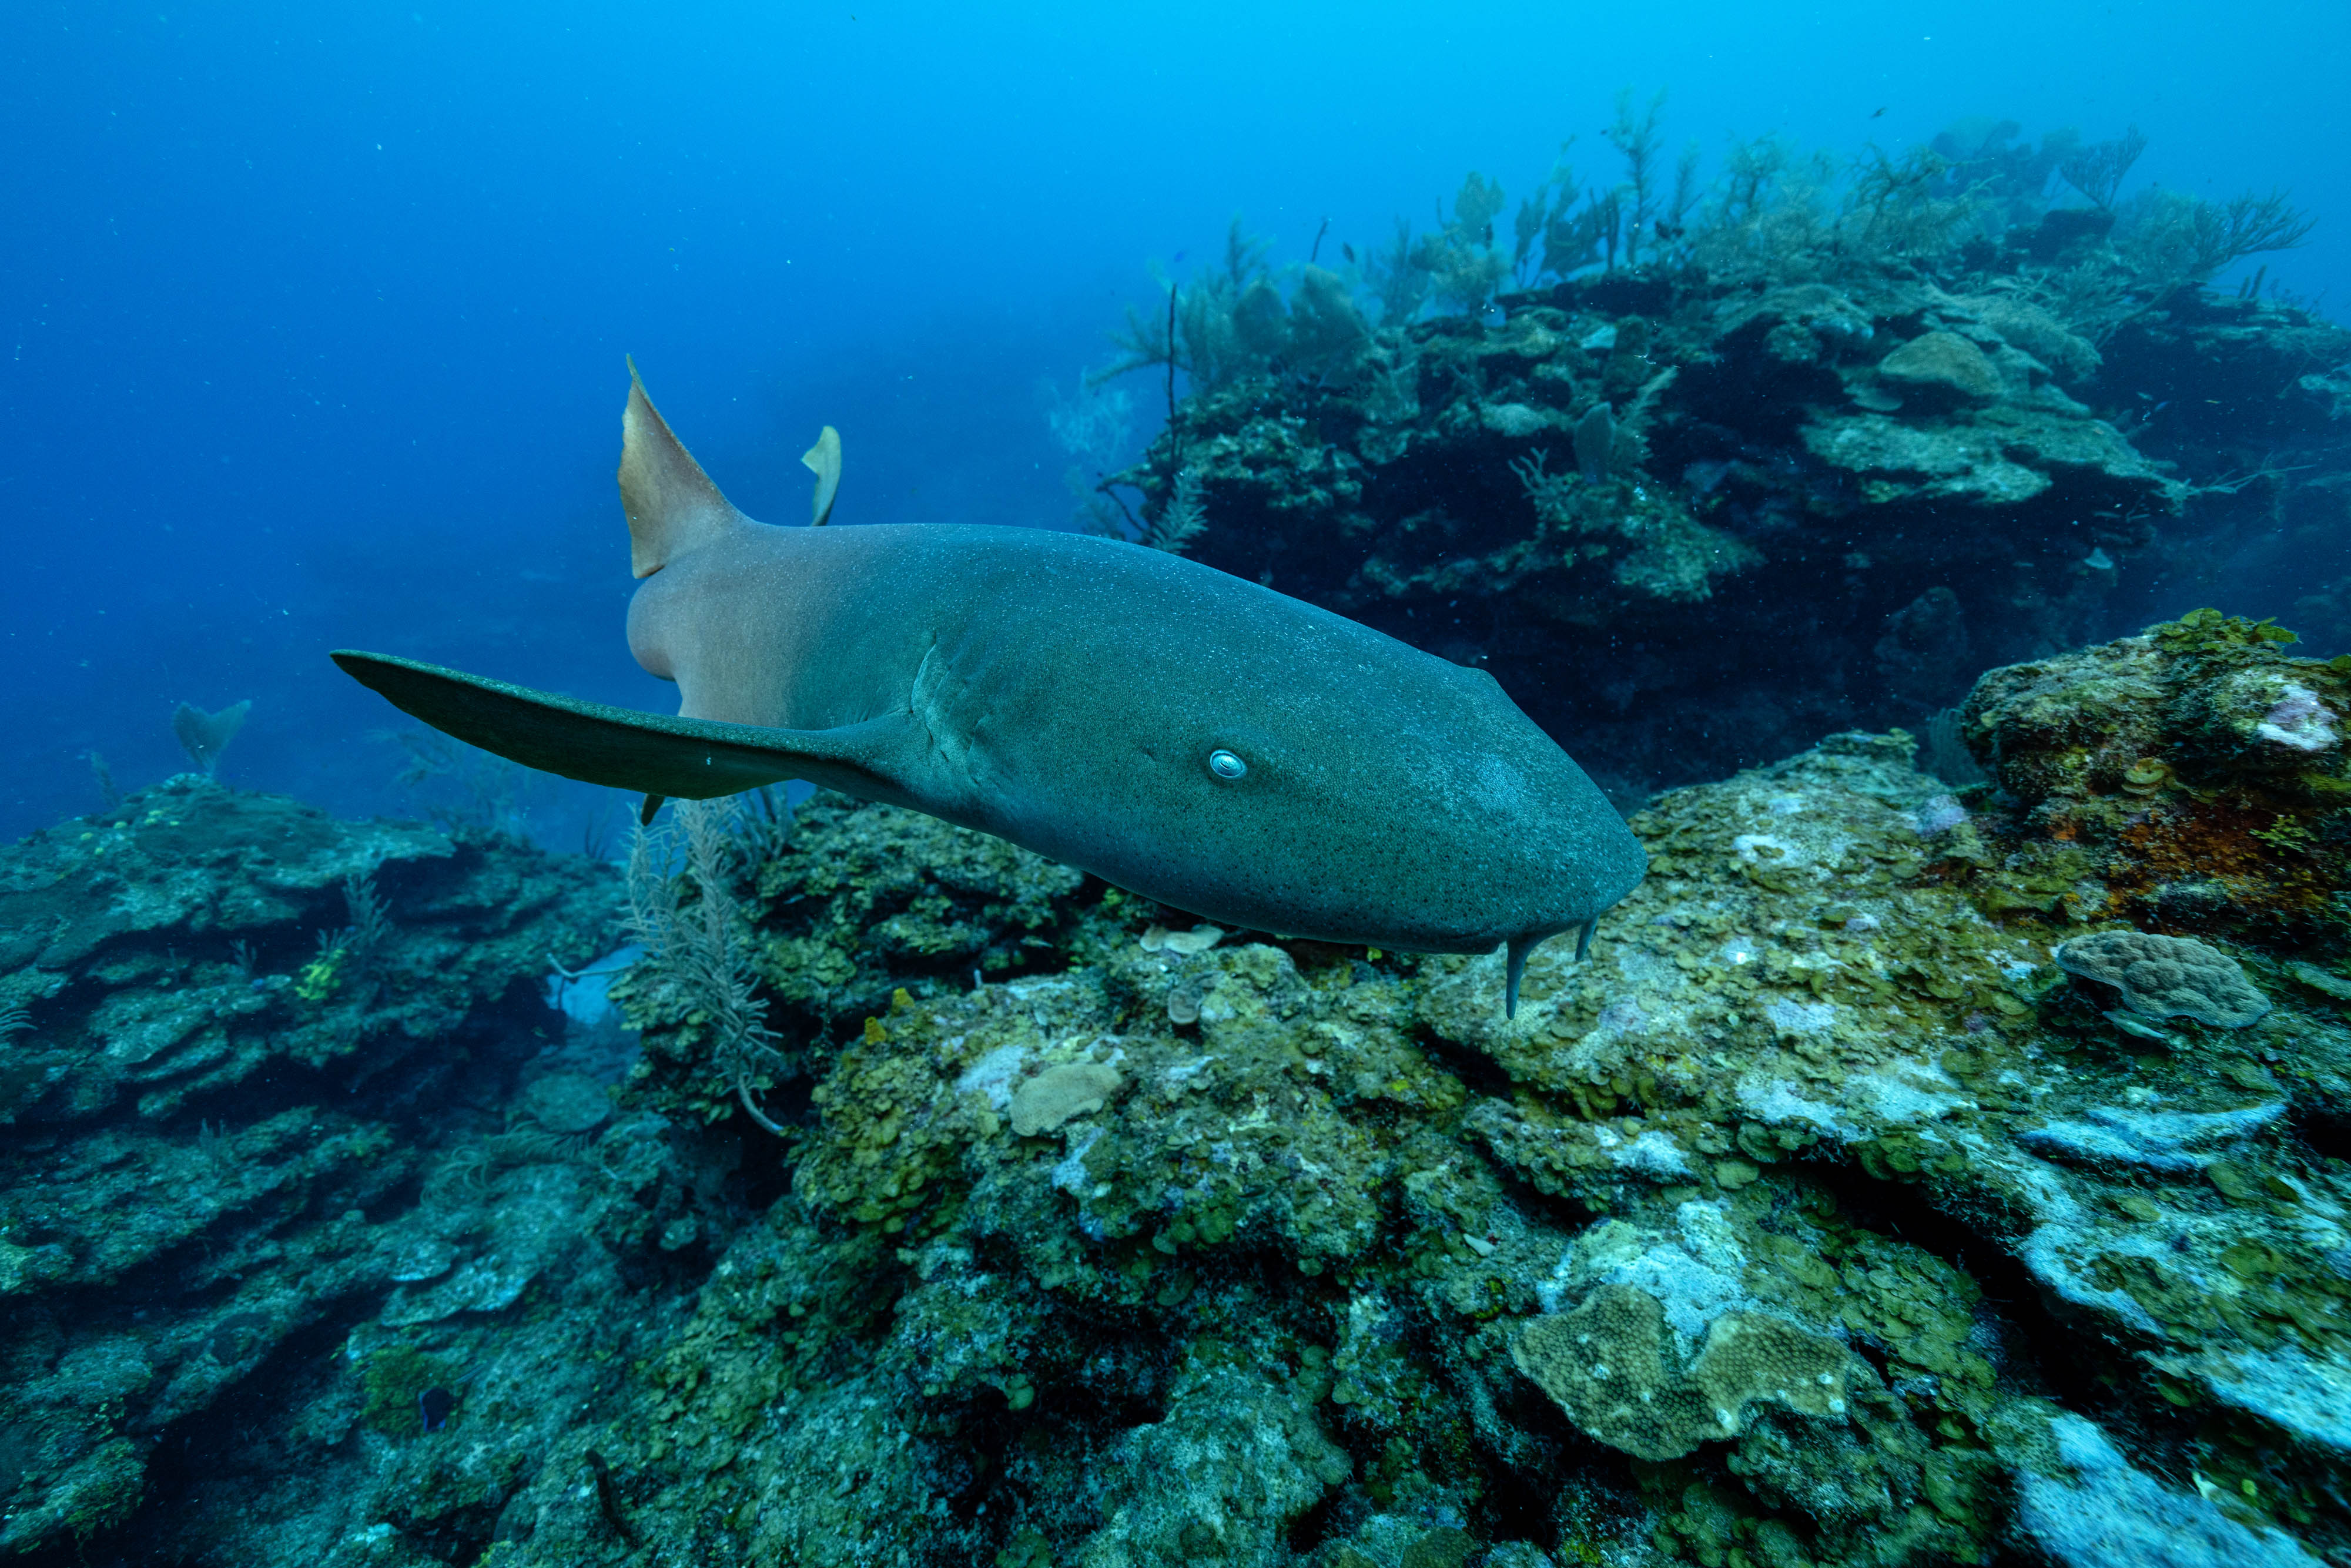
[9,612,2351,1567]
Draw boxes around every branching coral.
[1602,88,1669,266]
[1843,145,1971,258]
[2116,187,2317,287]
[342,868,390,967]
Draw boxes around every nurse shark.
[334,367,1645,1014]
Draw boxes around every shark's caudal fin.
[332,651,912,802]
[619,359,748,579]
[802,425,842,526]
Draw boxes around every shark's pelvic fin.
[802,425,842,527]
[619,359,746,579]
[331,651,914,803]
[1504,932,1540,1019]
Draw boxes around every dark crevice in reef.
[1416,1028,1521,1103]
[2290,1095,2351,1165]
[1802,1162,2113,1416]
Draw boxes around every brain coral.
[2054,930,2271,1028]
[1876,330,2004,404]
[1511,1284,1854,1462]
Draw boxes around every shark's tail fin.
[619,359,748,579]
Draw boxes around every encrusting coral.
[432,609,2337,1568]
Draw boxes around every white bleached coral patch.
[1592,1125,1694,1181]
[1050,1127,1104,1200]
[1846,1057,1975,1127]
[954,1043,1028,1110]
[2178,1342,2351,1455]
[1538,1202,1756,1352]
[1736,1076,1851,1138]
[2018,1100,2285,1174]
[1764,997,1838,1037]
[2257,682,2338,752]
[1981,1140,2164,1335]
[2018,1412,2322,1567]
[1913,793,1969,835]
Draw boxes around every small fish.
[1871,106,1886,118]
[419,1386,456,1432]
[1342,242,1355,264]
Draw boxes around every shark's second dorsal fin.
[619,358,744,579]
[802,425,842,526]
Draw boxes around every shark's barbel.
[334,367,1645,1014]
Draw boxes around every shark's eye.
[1207,749,1247,780]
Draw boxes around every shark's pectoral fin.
[333,651,917,803]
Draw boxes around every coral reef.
[528,628,2344,1567]
[12,612,2351,1563]
[0,775,658,1562]
[1098,125,2346,800]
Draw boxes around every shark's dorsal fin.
[802,425,842,527]
[619,358,745,579]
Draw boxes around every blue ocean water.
[5,0,2347,846]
